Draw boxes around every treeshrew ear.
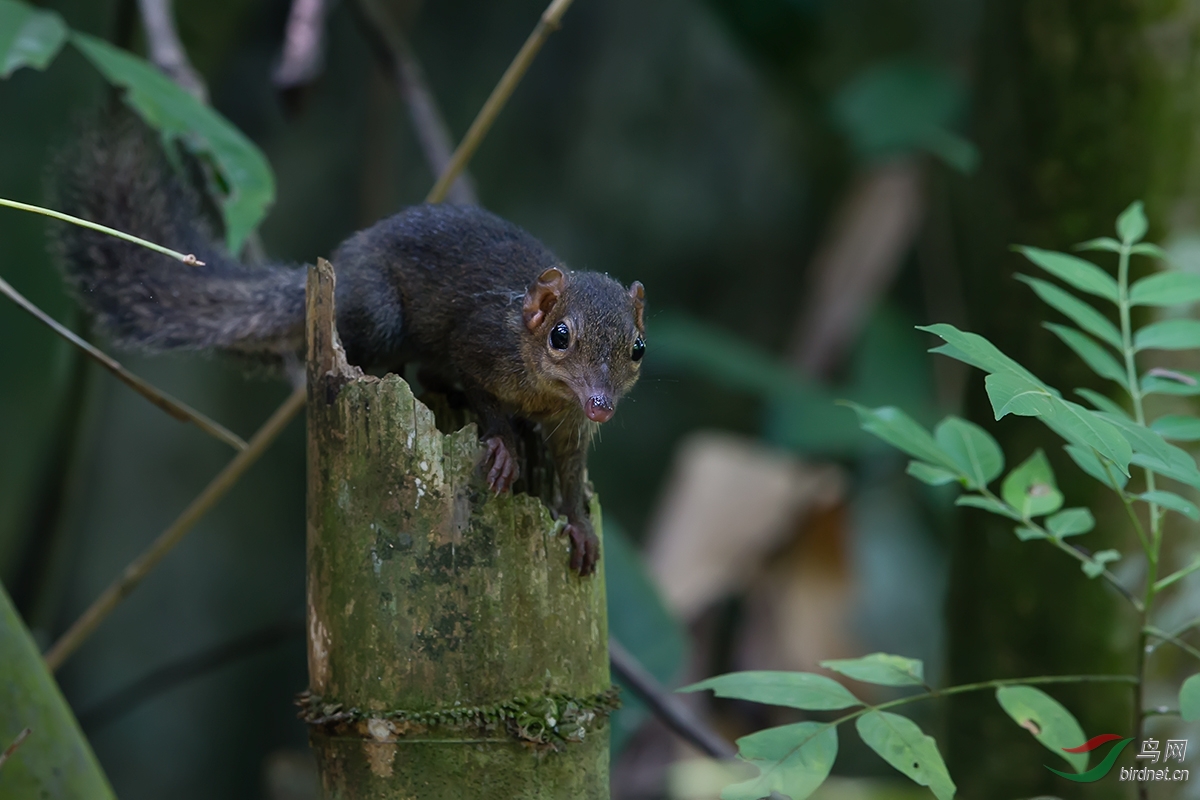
[629,281,645,330]
[523,267,566,331]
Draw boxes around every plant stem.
[425,0,576,204]
[0,274,247,451]
[1118,240,1158,800]
[1144,626,1200,662]
[43,387,305,671]
[0,197,203,265]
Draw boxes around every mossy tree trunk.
[301,260,613,798]
[945,2,1200,797]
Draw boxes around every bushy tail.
[51,116,305,361]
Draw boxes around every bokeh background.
[3,0,1200,798]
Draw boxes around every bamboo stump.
[301,260,612,798]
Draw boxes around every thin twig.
[0,198,203,265]
[1144,626,1200,663]
[353,0,478,205]
[136,0,208,102]
[425,0,576,204]
[609,637,736,759]
[273,0,331,89]
[78,619,303,732]
[44,387,306,672]
[0,728,31,771]
[0,274,247,451]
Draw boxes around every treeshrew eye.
[550,322,571,350]
[631,337,645,362]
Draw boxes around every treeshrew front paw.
[563,520,600,577]
[483,436,519,494]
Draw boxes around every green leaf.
[1043,324,1128,388]
[956,495,1022,520]
[1181,674,1200,722]
[0,0,66,77]
[1045,508,1094,538]
[1130,272,1200,307]
[1075,237,1122,253]
[995,686,1088,773]
[605,521,686,754]
[1098,412,1200,489]
[0,583,117,798]
[1039,401,1132,476]
[856,711,956,800]
[1001,449,1063,518]
[681,671,862,711]
[1064,444,1128,490]
[1150,415,1200,441]
[1014,246,1119,302]
[918,324,1049,387]
[933,417,1003,489]
[1138,491,1200,521]
[1014,526,1046,541]
[820,653,925,687]
[1116,200,1148,245]
[907,461,960,486]
[1074,388,1130,419]
[1082,549,1120,578]
[1130,242,1169,260]
[69,33,275,253]
[1016,275,1122,349]
[721,722,837,800]
[1135,319,1200,352]
[842,403,958,471]
[984,372,1056,419]
[1142,369,1200,396]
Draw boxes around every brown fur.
[52,118,646,575]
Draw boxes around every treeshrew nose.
[586,395,615,423]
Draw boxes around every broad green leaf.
[934,417,1003,489]
[1074,388,1130,419]
[1064,444,1128,490]
[1001,449,1063,518]
[1014,246,1118,302]
[605,521,686,754]
[681,671,862,711]
[70,33,274,253]
[0,583,117,798]
[1043,324,1128,388]
[984,372,1055,419]
[1151,415,1200,441]
[1130,272,1200,307]
[1116,200,1148,245]
[1098,412,1200,489]
[856,711,956,800]
[907,461,960,486]
[1082,549,1120,578]
[1014,526,1046,541]
[1134,319,1200,352]
[1075,237,1122,253]
[1142,369,1200,396]
[1181,674,1200,722]
[0,0,66,77]
[919,324,1048,388]
[1045,508,1094,538]
[1016,275,1122,349]
[1039,400,1132,476]
[843,403,957,470]
[722,722,837,800]
[1138,491,1200,521]
[1131,242,1169,260]
[820,653,925,687]
[995,686,1087,773]
[956,494,1022,520]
